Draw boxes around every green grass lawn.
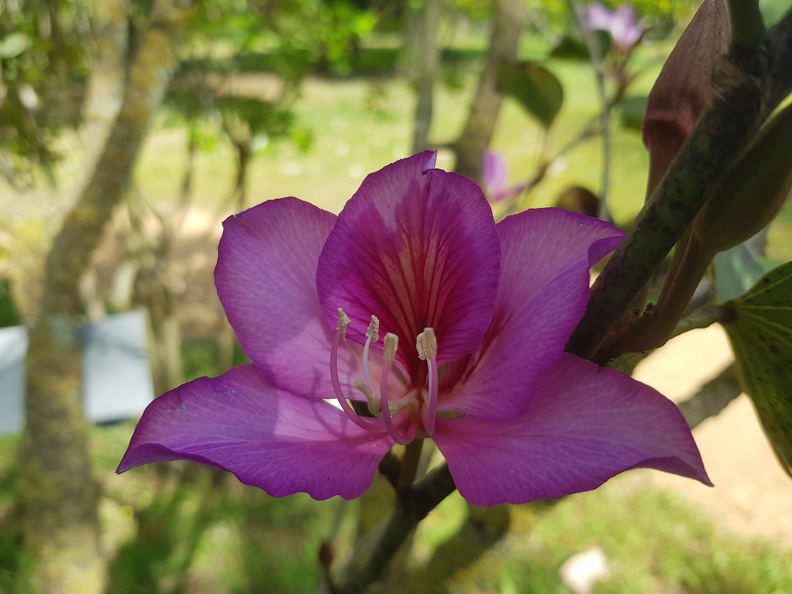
[2,424,791,593]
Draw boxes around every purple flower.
[481,150,527,202]
[582,2,643,51]
[117,152,710,506]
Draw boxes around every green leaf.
[0,32,30,59]
[619,95,647,130]
[550,31,612,60]
[496,61,564,128]
[713,241,768,301]
[760,0,787,26]
[549,35,590,60]
[723,262,792,477]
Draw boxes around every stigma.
[416,328,438,436]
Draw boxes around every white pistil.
[330,308,379,431]
[353,379,381,416]
[416,328,438,436]
[380,333,413,445]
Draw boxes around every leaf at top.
[722,261,792,477]
[550,31,612,61]
[496,61,564,129]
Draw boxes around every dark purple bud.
[642,0,730,197]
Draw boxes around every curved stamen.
[423,354,438,435]
[381,333,415,445]
[416,328,439,436]
[362,315,379,395]
[331,309,380,431]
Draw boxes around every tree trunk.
[16,2,192,591]
[452,0,524,181]
[410,0,441,153]
[77,0,129,182]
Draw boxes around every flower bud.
[642,0,729,197]
[692,103,792,254]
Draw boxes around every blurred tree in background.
[4,0,787,592]
[16,2,191,591]
[0,0,90,186]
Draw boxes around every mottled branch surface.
[567,10,792,360]
[17,2,192,592]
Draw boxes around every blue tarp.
[0,310,154,434]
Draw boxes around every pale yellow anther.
[416,328,438,361]
[337,308,350,337]
[383,333,399,363]
[366,315,380,342]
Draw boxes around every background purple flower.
[582,2,643,51]
[481,150,528,202]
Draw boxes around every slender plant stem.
[606,302,730,374]
[564,0,612,221]
[397,438,425,492]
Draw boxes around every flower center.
[329,308,439,445]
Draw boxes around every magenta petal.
[216,198,363,401]
[611,5,641,49]
[433,354,711,506]
[117,364,393,500]
[581,3,613,32]
[481,150,508,197]
[443,208,622,420]
[316,152,500,372]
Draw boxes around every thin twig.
[606,303,729,374]
[564,0,612,221]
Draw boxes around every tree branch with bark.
[17,1,193,591]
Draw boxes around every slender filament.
[421,355,438,436]
[416,328,439,436]
[381,334,414,445]
[330,330,380,431]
